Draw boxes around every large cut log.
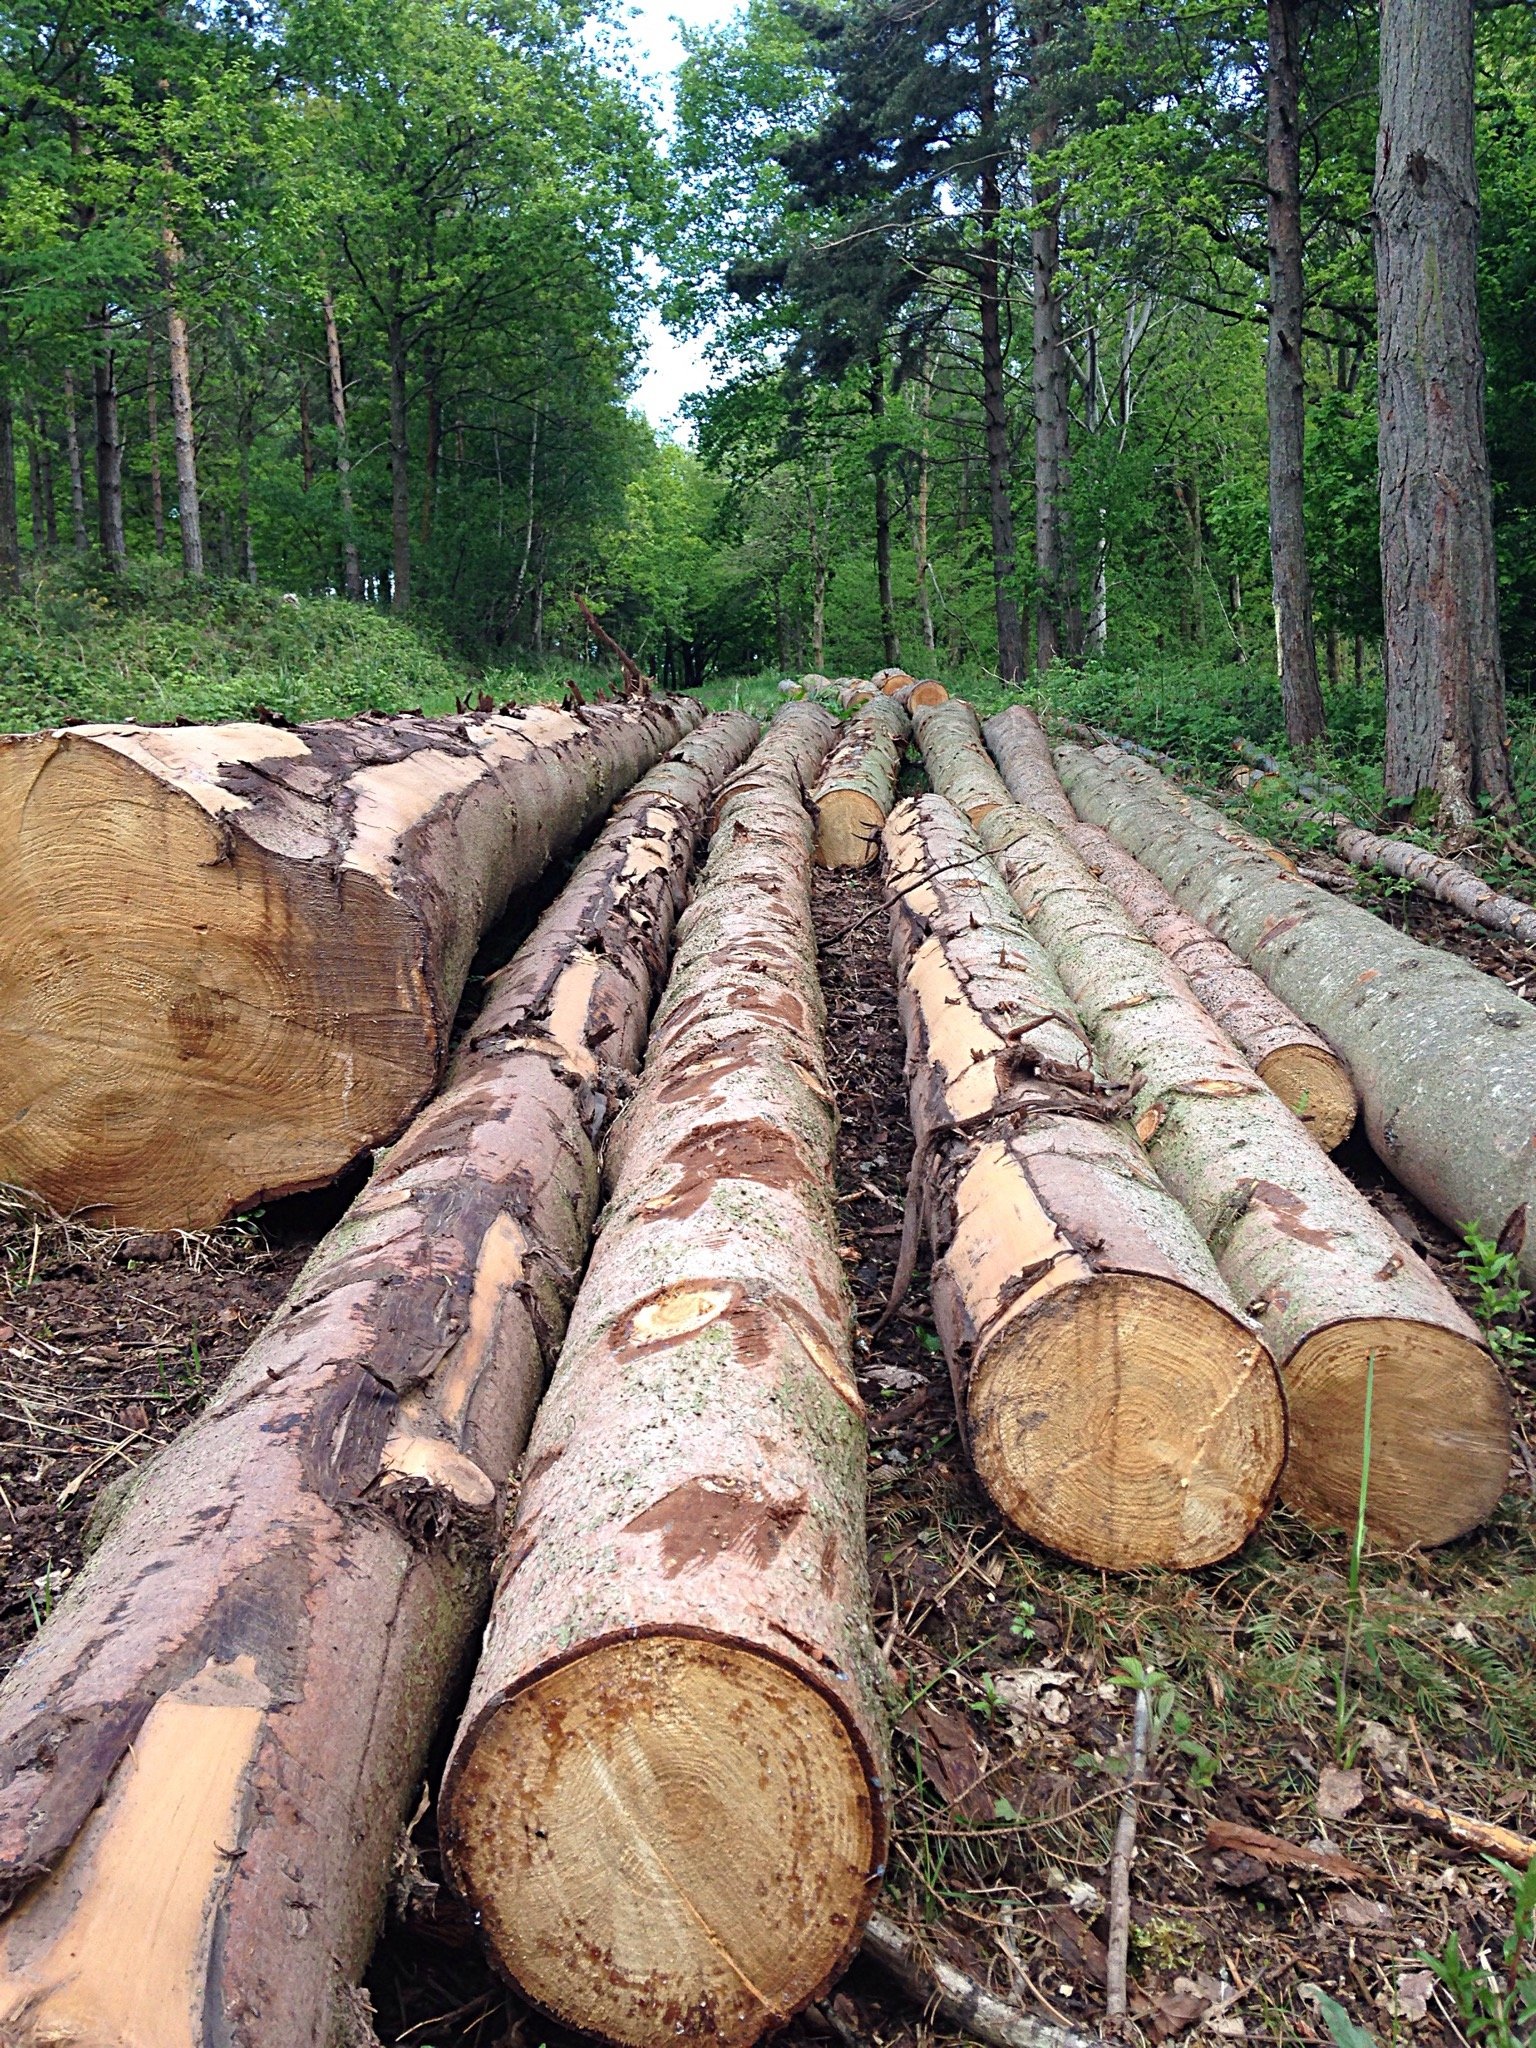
[910,698,1005,824]
[0,697,699,1229]
[983,707,1357,1150]
[441,703,888,2048]
[0,713,758,2048]
[813,693,910,867]
[893,676,948,709]
[1057,742,1536,1288]
[885,793,1285,1570]
[978,802,1510,1548]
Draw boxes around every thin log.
[0,699,699,1228]
[1387,1787,1535,1869]
[1332,819,1536,950]
[0,714,760,2048]
[978,800,1510,1550]
[984,708,1357,1150]
[885,794,1284,1570]
[861,1913,1110,2048]
[813,694,910,867]
[574,592,654,697]
[911,699,1006,825]
[441,703,888,2048]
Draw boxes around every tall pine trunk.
[978,0,1027,683]
[1265,0,1325,747]
[388,310,411,614]
[322,290,363,602]
[1375,0,1511,818]
[868,355,899,666]
[91,312,126,572]
[1031,164,1079,667]
[914,356,936,651]
[145,327,166,553]
[62,368,87,552]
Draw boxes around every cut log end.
[815,788,885,868]
[969,1272,1286,1571]
[1281,1318,1511,1548]
[447,1633,880,2048]
[1253,1042,1358,1152]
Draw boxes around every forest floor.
[2,737,1535,2048]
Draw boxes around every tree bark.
[0,715,758,2048]
[298,367,314,492]
[979,0,1028,684]
[1058,740,1536,1289]
[911,698,1010,826]
[91,312,126,571]
[886,794,1284,1568]
[441,704,889,2048]
[33,413,56,551]
[812,692,910,867]
[1266,0,1326,748]
[62,367,87,552]
[0,699,701,1228]
[322,289,363,601]
[1333,819,1536,947]
[869,356,900,665]
[1032,158,1079,667]
[388,310,411,613]
[1375,0,1511,818]
[0,382,19,597]
[983,707,1358,1149]
[144,327,166,553]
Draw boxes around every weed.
[1461,1221,1535,1368]
[1423,1858,1536,2047]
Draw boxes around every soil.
[1,783,1533,2048]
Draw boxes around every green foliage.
[1460,1222,1535,1371]
[1423,1859,1536,2048]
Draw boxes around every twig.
[1104,1686,1152,2025]
[1386,1786,1535,1868]
[572,594,654,697]
[861,1911,1110,2048]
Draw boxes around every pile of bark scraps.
[0,1189,318,1675]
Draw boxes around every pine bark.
[983,707,1357,1150]
[812,693,910,867]
[0,699,701,1229]
[0,714,758,2048]
[1029,757,1512,1546]
[441,704,889,2048]
[1333,820,1536,948]
[322,290,363,602]
[887,794,1285,1569]
[1375,0,1511,817]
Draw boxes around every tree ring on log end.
[967,1271,1287,1570]
[1254,1043,1358,1152]
[446,1633,881,2048]
[1280,1317,1510,1547]
[814,790,884,869]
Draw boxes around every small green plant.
[1109,1656,1219,1788]
[1306,1984,1378,2047]
[1423,1856,1536,2047]
[1008,1599,1037,1641]
[1460,1218,1534,1367]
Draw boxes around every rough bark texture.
[870,363,901,667]
[887,795,1284,1570]
[1265,0,1325,749]
[0,698,701,1229]
[911,699,1009,826]
[0,714,758,2048]
[985,790,1510,1548]
[441,704,889,2048]
[322,289,363,603]
[1032,165,1079,670]
[978,3,1027,685]
[983,708,1357,1150]
[1375,0,1511,817]
[813,694,911,868]
[1333,821,1536,948]
[163,221,204,579]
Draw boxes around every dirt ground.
[2,806,1533,2048]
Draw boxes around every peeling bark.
[442,704,888,2048]
[0,714,759,2048]
[813,694,910,867]
[0,699,701,1228]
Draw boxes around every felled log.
[911,698,1005,824]
[984,708,1357,1150]
[894,676,949,709]
[979,802,1510,1549]
[1332,819,1536,950]
[441,702,888,2048]
[875,666,914,692]
[1057,742,1536,1290]
[837,675,878,708]
[0,713,758,2048]
[885,794,1285,1570]
[0,697,700,1229]
[813,694,911,867]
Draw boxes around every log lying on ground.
[910,698,1005,824]
[1331,818,1536,950]
[894,676,948,709]
[813,694,911,867]
[885,794,1284,1569]
[1057,742,1536,1290]
[978,802,1510,1548]
[984,707,1357,1150]
[0,697,698,1229]
[0,712,758,2048]
[441,702,887,2048]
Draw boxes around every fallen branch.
[1387,1787,1536,1868]
[1104,1686,1152,2024]
[861,1912,1110,2048]
[573,592,655,696]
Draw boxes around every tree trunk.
[979,0,1027,684]
[984,707,1357,1149]
[322,289,363,601]
[1047,744,1513,1544]
[441,704,888,2048]
[34,413,56,550]
[62,368,87,552]
[1266,0,1326,748]
[388,309,411,614]
[91,313,126,571]
[1333,819,1536,947]
[0,382,19,597]
[812,693,910,866]
[298,367,314,492]
[911,698,1009,826]
[143,329,165,553]
[886,794,1285,1568]
[25,414,43,554]
[807,483,829,669]
[869,357,900,665]
[0,715,758,2048]
[420,350,441,547]
[1032,165,1079,667]
[0,699,701,1229]
[1375,0,1511,818]
[914,357,936,651]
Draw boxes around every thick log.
[813,694,910,867]
[885,794,1285,1569]
[0,713,758,2048]
[894,676,948,709]
[441,702,887,2048]
[875,666,914,692]
[0,697,699,1229]
[979,801,1510,1548]
[910,698,1004,824]
[983,708,1357,1150]
[1057,742,1536,1289]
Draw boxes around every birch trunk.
[322,290,363,602]
[813,693,910,867]
[887,795,1284,1570]
[441,704,888,2048]
[981,800,1509,1549]
[0,700,701,1229]
[0,715,757,2048]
